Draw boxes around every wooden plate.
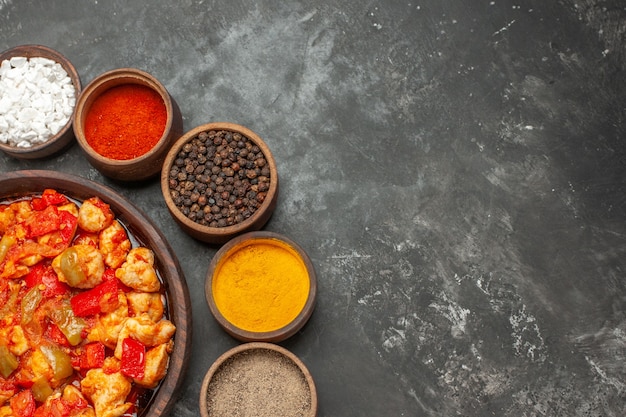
[0,170,192,417]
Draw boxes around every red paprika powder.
[84,84,167,160]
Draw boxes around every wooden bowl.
[200,342,318,417]
[161,122,279,245]
[73,68,183,182]
[0,44,81,159]
[0,170,192,417]
[205,231,317,343]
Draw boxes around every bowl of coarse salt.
[0,44,81,159]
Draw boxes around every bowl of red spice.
[0,44,81,160]
[161,122,279,244]
[73,68,183,181]
[200,342,318,417]
[205,231,317,343]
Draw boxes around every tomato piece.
[10,388,36,417]
[120,338,145,379]
[70,279,119,317]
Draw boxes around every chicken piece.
[0,406,13,417]
[0,232,42,280]
[61,385,93,416]
[24,349,54,386]
[134,341,173,388]
[77,197,114,234]
[126,292,164,322]
[98,221,131,269]
[11,201,33,224]
[0,205,15,235]
[73,231,99,247]
[114,314,175,359]
[81,368,132,417]
[0,385,16,408]
[74,408,97,417]
[6,325,29,356]
[52,244,104,289]
[57,202,79,217]
[87,293,129,350]
[115,248,160,292]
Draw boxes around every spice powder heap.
[212,238,309,333]
[84,84,166,160]
[205,348,312,417]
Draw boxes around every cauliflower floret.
[115,248,160,292]
[52,244,104,289]
[114,314,175,359]
[81,368,132,417]
[78,197,114,234]
[133,341,173,388]
[98,220,130,269]
[87,293,129,350]
[126,292,164,322]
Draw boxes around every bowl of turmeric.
[73,68,183,182]
[205,231,317,343]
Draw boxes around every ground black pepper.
[168,130,271,228]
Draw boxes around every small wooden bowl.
[200,343,318,417]
[0,170,192,417]
[0,45,81,159]
[205,231,317,343]
[73,68,183,182]
[161,122,279,244]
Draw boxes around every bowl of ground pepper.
[161,122,278,244]
[200,342,318,417]
[73,68,183,181]
[205,231,317,343]
[0,44,81,160]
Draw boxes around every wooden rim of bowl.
[73,67,178,166]
[0,44,82,159]
[199,342,318,417]
[205,231,317,343]
[0,169,193,417]
[160,122,279,244]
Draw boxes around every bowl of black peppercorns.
[161,122,279,245]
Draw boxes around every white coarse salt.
[0,56,76,148]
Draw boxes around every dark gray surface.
[1,0,625,415]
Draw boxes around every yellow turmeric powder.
[212,238,310,333]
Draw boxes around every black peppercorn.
[168,129,272,229]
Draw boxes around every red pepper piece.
[120,338,145,379]
[10,388,36,417]
[45,323,71,347]
[70,279,119,317]
[58,210,78,244]
[24,263,69,298]
[30,189,68,211]
[27,205,61,238]
[79,342,105,370]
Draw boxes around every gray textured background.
[1,0,625,415]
